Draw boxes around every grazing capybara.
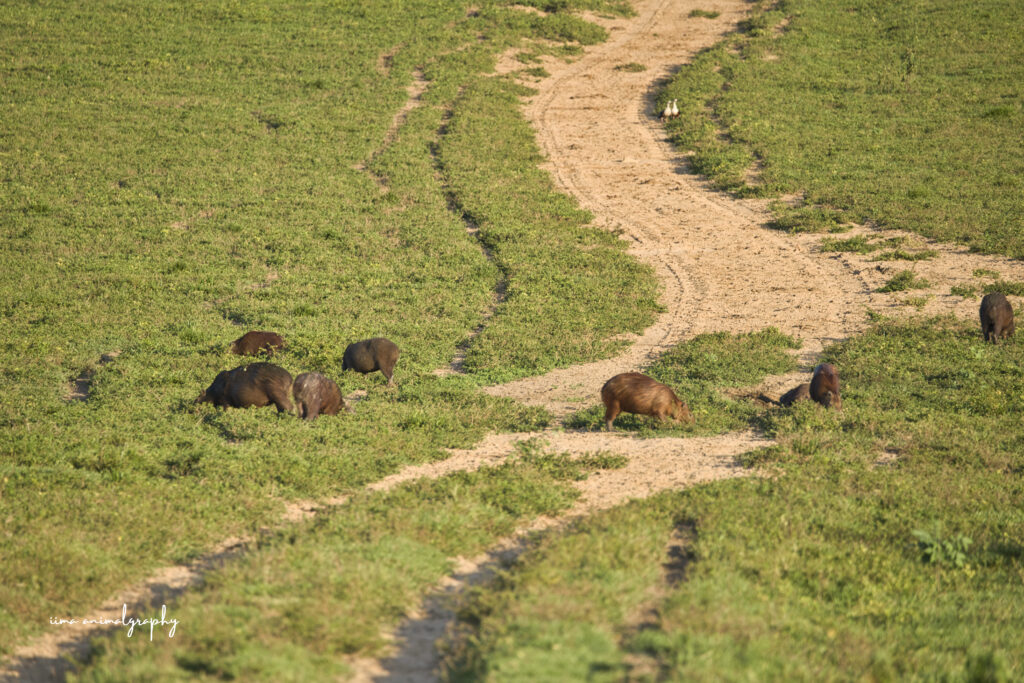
[292,372,347,420]
[980,292,1015,344]
[195,363,293,413]
[230,331,286,357]
[779,382,811,407]
[342,337,400,385]
[809,363,842,409]
[600,372,694,431]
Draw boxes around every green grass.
[566,328,799,435]
[660,0,1024,257]
[614,62,646,72]
[445,317,1024,680]
[66,451,625,681]
[689,9,721,19]
[0,0,655,653]
[878,270,930,293]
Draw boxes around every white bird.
[671,98,679,118]
[660,101,672,121]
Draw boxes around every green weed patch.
[661,0,1024,257]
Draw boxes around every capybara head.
[980,292,1015,344]
[810,363,842,410]
[195,370,231,405]
[230,331,286,357]
[672,399,695,425]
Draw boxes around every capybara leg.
[604,402,619,431]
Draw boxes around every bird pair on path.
[660,98,679,120]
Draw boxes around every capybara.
[779,382,811,407]
[195,363,293,413]
[980,292,1015,344]
[810,363,842,409]
[230,331,286,357]
[600,372,694,431]
[342,337,400,385]
[292,372,347,420]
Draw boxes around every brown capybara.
[292,372,347,420]
[230,331,286,357]
[600,372,694,431]
[809,363,842,409]
[779,382,811,407]
[195,363,293,413]
[980,292,1015,344]
[342,337,400,385]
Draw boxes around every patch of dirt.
[64,351,120,402]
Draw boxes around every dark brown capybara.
[342,337,400,385]
[600,372,694,431]
[779,382,811,407]
[980,292,1015,344]
[230,331,286,357]
[292,372,348,420]
[195,363,293,413]
[809,363,842,409]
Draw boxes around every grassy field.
[660,0,1024,257]
[445,317,1024,680]
[0,0,659,653]
[66,451,626,681]
[4,0,1024,679]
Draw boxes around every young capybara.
[809,363,842,409]
[292,372,347,420]
[779,382,811,407]
[195,363,293,413]
[600,372,694,431]
[342,337,400,385]
[230,331,286,357]
[980,292,1015,344]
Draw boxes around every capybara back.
[779,382,811,406]
[342,337,400,385]
[980,292,1015,344]
[600,372,693,431]
[230,331,286,357]
[810,363,842,409]
[196,362,293,413]
[292,372,344,420]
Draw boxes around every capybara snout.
[292,372,346,420]
[810,363,842,409]
[196,363,293,413]
[342,337,400,385]
[600,372,693,431]
[230,331,286,357]
[980,292,1015,344]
